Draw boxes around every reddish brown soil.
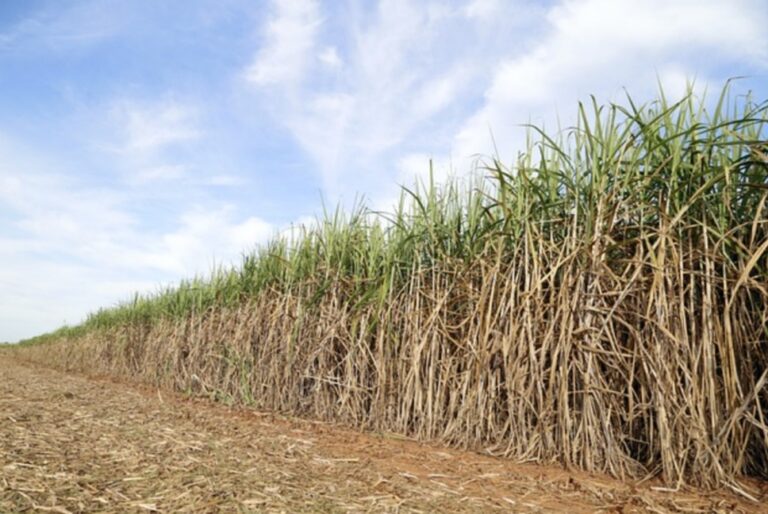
[1,357,766,513]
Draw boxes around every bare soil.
[1,357,766,513]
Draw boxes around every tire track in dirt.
[1,357,764,513]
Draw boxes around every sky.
[0,0,766,342]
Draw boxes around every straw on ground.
[2,357,765,513]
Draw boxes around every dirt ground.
[1,357,766,513]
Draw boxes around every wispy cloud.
[454,0,768,160]
[245,0,322,87]
[110,98,201,156]
[463,0,504,19]
[83,96,206,186]
[318,46,342,69]
[243,0,532,202]
[131,164,188,185]
[0,0,130,51]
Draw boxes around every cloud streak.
[112,99,201,155]
[245,0,322,87]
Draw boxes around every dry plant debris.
[1,357,765,513]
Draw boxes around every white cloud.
[205,174,245,186]
[89,96,206,187]
[157,207,274,274]
[318,46,342,68]
[0,201,275,342]
[0,254,161,341]
[245,0,321,87]
[454,0,768,162]
[0,167,137,247]
[0,137,274,341]
[132,164,188,184]
[1,169,270,276]
[110,99,200,155]
[464,0,503,19]
[546,0,766,62]
[411,68,469,119]
[0,148,141,341]
[244,0,509,203]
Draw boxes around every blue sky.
[1,0,766,342]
